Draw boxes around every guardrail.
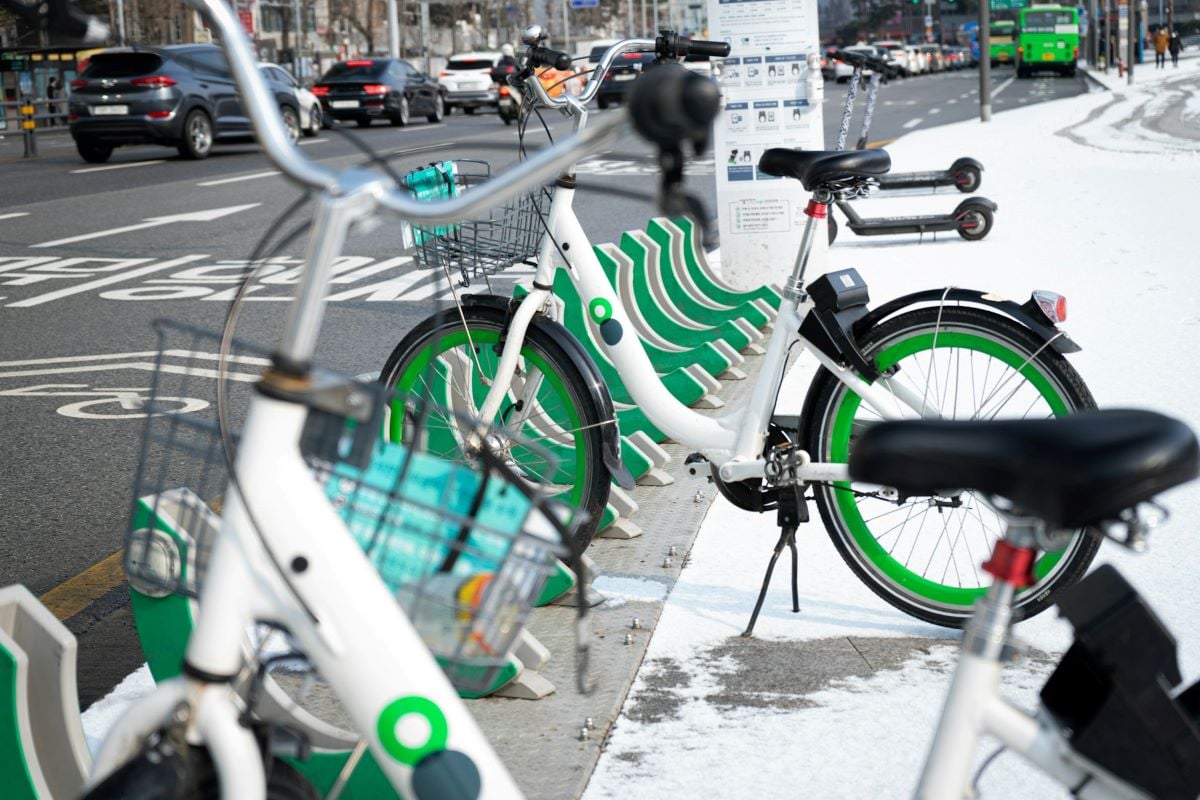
[0,98,70,158]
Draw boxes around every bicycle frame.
[915,523,1149,800]
[473,146,937,486]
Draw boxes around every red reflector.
[146,110,172,119]
[1031,290,1067,324]
[1056,295,1068,321]
[311,86,330,96]
[362,84,389,95]
[70,78,87,90]
[132,76,176,88]
[345,60,374,66]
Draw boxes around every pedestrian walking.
[1169,29,1183,67]
[1154,27,1169,68]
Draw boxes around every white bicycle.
[382,27,1100,628]
[0,4,718,798]
[848,409,1200,799]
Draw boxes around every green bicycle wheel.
[380,303,611,552]
[803,306,1099,628]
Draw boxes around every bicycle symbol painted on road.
[0,383,209,419]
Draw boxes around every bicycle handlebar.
[830,48,894,76]
[656,31,732,59]
[528,45,573,71]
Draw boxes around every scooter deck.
[876,171,958,190]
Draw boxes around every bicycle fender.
[461,294,636,490]
[851,288,1082,354]
[949,156,983,173]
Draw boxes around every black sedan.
[312,58,446,127]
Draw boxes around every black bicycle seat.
[758,148,891,191]
[847,409,1199,530]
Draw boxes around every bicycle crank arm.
[717,459,849,484]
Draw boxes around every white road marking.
[929,108,941,114]
[5,256,207,307]
[196,171,280,187]
[902,117,923,129]
[947,98,958,105]
[990,76,1018,100]
[297,138,328,146]
[32,204,260,248]
[0,212,30,221]
[70,160,166,174]
[387,141,458,157]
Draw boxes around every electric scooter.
[825,49,996,243]
[847,49,984,193]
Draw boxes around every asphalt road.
[0,64,1088,708]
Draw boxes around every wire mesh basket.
[126,320,573,692]
[405,159,550,285]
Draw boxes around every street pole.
[641,0,647,35]
[979,0,991,121]
[420,1,431,73]
[387,0,400,57]
[1127,0,1134,83]
[292,0,303,78]
[628,0,634,36]
[115,0,126,45]
[562,0,571,54]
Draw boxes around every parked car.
[68,44,304,163]
[312,58,445,127]
[919,44,946,72]
[259,62,324,136]
[905,45,928,74]
[833,45,882,82]
[437,51,501,114]
[821,46,838,80]
[596,51,655,109]
[871,40,910,76]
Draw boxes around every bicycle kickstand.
[742,486,807,637]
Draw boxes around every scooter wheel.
[828,214,838,245]
[952,165,981,193]
[956,203,993,241]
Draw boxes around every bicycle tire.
[801,306,1099,628]
[380,304,611,551]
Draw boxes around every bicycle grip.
[683,38,731,58]
[528,46,573,71]
[627,62,721,150]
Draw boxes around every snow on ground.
[586,72,1200,799]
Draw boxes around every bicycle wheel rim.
[388,327,592,509]
[819,321,1090,615]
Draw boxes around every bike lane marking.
[4,255,207,307]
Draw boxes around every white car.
[259,63,323,136]
[438,52,501,114]
[906,45,928,75]
[870,40,910,76]
[833,45,882,82]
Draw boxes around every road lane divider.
[0,212,30,221]
[902,117,923,130]
[196,171,281,187]
[38,549,126,621]
[70,160,166,174]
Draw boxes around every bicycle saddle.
[757,148,891,191]
[847,409,1199,530]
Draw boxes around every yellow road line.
[865,138,896,148]
[38,549,126,621]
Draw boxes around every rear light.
[439,71,449,77]
[1017,46,1024,56]
[146,110,172,119]
[311,85,330,96]
[70,78,87,90]
[1073,46,1079,58]
[1030,290,1068,324]
[345,60,373,67]
[132,76,177,88]
[499,85,510,96]
[362,84,389,95]
[69,114,80,122]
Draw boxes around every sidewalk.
[585,70,1200,798]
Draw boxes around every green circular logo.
[376,696,449,765]
[589,298,613,323]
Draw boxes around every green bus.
[990,20,1017,66]
[1016,5,1080,77]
